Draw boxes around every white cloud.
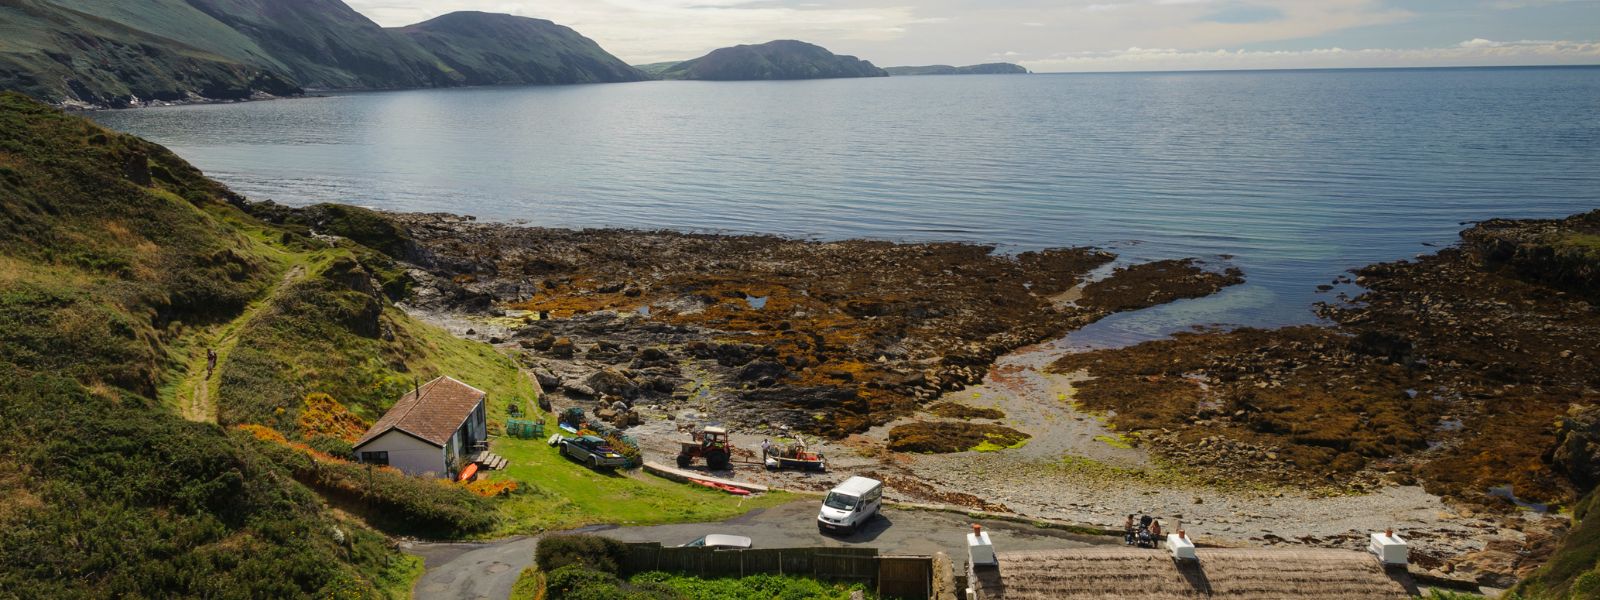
[1020,39,1600,72]
[346,0,920,64]
[341,0,1598,70]
[1487,0,1591,8]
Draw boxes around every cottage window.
[361,451,390,466]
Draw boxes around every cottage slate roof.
[969,547,1418,599]
[354,376,486,448]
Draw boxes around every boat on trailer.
[765,436,827,472]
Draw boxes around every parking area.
[589,500,1119,558]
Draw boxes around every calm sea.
[92,66,1600,346]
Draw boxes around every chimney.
[1368,529,1408,566]
[968,523,997,569]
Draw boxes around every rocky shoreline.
[257,202,1596,590]
[387,211,1242,436]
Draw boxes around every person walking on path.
[206,348,218,379]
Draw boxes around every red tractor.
[677,426,732,470]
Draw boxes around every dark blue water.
[92,67,1600,344]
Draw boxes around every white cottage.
[353,376,488,479]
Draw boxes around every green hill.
[43,0,296,74]
[0,88,552,594]
[394,11,645,86]
[179,0,456,90]
[0,90,430,597]
[657,40,887,81]
[0,92,784,595]
[885,62,1029,76]
[0,0,300,107]
[0,0,642,106]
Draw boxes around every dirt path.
[175,265,305,422]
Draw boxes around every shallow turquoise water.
[93,66,1600,343]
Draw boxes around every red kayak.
[690,478,751,496]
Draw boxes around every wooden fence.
[619,543,932,600]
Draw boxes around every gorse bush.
[630,572,874,600]
[545,565,641,600]
[537,534,630,574]
[0,370,396,598]
[539,567,878,600]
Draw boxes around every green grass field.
[368,320,790,535]
[484,416,791,535]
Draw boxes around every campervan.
[817,476,883,535]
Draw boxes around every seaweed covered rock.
[1464,209,1600,299]
[585,368,639,399]
[928,403,1006,420]
[1553,404,1600,493]
[887,421,1029,453]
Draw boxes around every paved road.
[409,500,1118,599]
[409,536,538,600]
[590,500,1113,556]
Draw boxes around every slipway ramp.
[643,461,770,493]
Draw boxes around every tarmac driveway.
[409,500,1118,599]
[589,500,1114,557]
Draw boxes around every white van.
[817,476,883,535]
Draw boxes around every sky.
[347,0,1600,72]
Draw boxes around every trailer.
[763,436,826,472]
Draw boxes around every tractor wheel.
[705,450,729,471]
[676,453,692,468]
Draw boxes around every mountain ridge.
[393,11,646,86]
[0,0,642,107]
[654,40,888,81]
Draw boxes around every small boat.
[690,478,752,496]
[765,436,827,472]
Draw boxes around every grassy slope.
[0,91,406,597]
[2,0,652,104]
[0,93,785,597]
[1511,489,1600,599]
[488,415,792,535]
[43,0,290,72]
[181,0,457,90]
[0,0,298,106]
